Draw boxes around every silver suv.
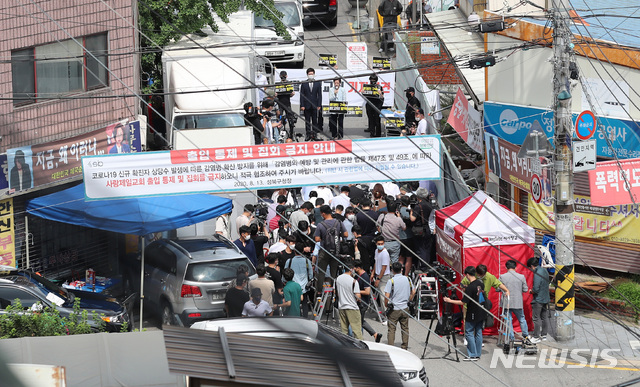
[141,236,255,326]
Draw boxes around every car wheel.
[295,60,305,69]
[328,15,338,27]
[161,302,174,326]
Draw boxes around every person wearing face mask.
[234,225,258,267]
[404,87,421,132]
[415,108,428,135]
[300,67,323,141]
[329,78,347,139]
[343,206,357,240]
[275,70,296,139]
[371,235,391,315]
[363,73,385,137]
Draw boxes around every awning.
[26,183,232,236]
[426,9,486,103]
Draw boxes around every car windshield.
[185,259,256,283]
[174,113,246,129]
[255,2,300,27]
[13,273,73,306]
[316,323,368,350]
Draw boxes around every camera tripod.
[421,296,460,362]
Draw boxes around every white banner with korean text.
[82,136,441,199]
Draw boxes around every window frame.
[11,32,109,106]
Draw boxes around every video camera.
[426,262,457,288]
[254,202,269,225]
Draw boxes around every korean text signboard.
[0,199,15,267]
[447,87,483,154]
[485,133,535,192]
[484,101,640,159]
[529,193,640,245]
[82,136,442,199]
[346,42,368,71]
[6,121,141,194]
[588,157,640,206]
[318,54,337,67]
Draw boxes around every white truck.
[162,11,271,150]
[162,11,271,240]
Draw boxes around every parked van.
[254,1,309,68]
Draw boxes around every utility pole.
[552,0,575,342]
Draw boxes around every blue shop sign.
[484,101,640,159]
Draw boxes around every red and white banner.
[82,136,442,199]
[588,157,640,206]
[446,87,483,154]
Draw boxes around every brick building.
[0,1,139,278]
[0,0,138,154]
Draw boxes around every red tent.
[435,191,535,335]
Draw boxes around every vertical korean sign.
[446,88,483,154]
[0,199,15,267]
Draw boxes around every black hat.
[405,87,415,93]
[280,70,288,78]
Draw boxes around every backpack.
[321,219,341,254]
[477,285,494,328]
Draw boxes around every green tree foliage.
[139,0,288,92]
[0,298,104,338]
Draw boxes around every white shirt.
[215,215,231,240]
[315,186,334,204]
[336,273,360,310]
[331,193,351,210]
[236,214,251,235]
[374,249,391,276]
[380,182,401,198]
[416,118,428,135]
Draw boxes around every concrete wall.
[0,0,138,152]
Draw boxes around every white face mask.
[244,235,251,241]
[347,214,356,221]
[308,74,315,80]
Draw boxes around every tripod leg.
[421,313,436,359]
[451,331,459,362]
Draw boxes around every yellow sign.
[555,264,575,312]
[529,194,640,245]
[0,198,16,267]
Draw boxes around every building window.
[11,33,109,106]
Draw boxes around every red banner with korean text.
[588,158,640,206]
[446,87,483,154]
[0,198,15,267]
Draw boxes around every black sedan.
[0,266,131,332]
[302,0,338,27]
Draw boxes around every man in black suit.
[299,67,323,141]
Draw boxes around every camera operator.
[409,187,434,268]
[294,220,316,253]
[290,202,314,232]
[261,98,283,144]
[397,196,414,275]
[236,204,255,236]
[243,102,264,145]
[444,266,487,361]
[384,261,416,350]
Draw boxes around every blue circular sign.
[575,110,597,140]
